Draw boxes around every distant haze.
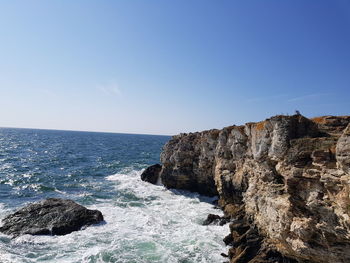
[0,1,349,135]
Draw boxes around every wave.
[0,169,228,263]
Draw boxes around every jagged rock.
[337,124,350,174]
[223,232,234,245]
[160,130,220,196]
[0,198,104,236]
[203,214,229,226]
[140,164,162,184]
[203,214,221,225]
[158,114,350,263]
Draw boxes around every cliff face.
[159,115,350,263]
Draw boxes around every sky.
[0,0,349,135]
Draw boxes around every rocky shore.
[142,114,350,263]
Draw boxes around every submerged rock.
[158,114,350,263]
[0,198,104,236]
[140,164,162,184]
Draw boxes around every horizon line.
[0,126,172,137]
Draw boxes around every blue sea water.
[0,128,228,263]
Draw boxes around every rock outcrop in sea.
[0,198,104,236]
[142,114,350,263]
[140,163,162,184]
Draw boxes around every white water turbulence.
[0,170,229,263]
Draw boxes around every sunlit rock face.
[159,114,350,263]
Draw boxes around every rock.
[223,233,234,245]
[203,214,221,225]
[158,114,350,263]
[140,164,162,184]
[203,214,230,226]
[160,130,220,196]
[0,198,104,236]
[337,124,350,174]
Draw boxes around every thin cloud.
[97,83,122,97]
[287,93,331,102]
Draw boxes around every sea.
[0,128,228,263]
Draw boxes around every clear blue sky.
[0,1,349,135]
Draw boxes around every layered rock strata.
[147,115,350,263]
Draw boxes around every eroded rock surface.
[156,114,350,263]
[0,198,104,236]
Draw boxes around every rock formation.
[202,213,230,226]
[0,198,104,236]
[141,163,162,184]
[145,114,350,263]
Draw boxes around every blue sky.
[0,1,349,135]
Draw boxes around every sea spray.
[1,170,228,263]
[0,128,227,262]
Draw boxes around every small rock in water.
[203,213,230,226]
[140,164,162,184]
[0,198,104,236]
[203,214,221,225]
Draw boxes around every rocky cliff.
[146,114,350,263]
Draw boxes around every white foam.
[0,170,228,263]
[0,203,10,221]
[54,189,68,195]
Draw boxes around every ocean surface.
[0,128,228,263]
